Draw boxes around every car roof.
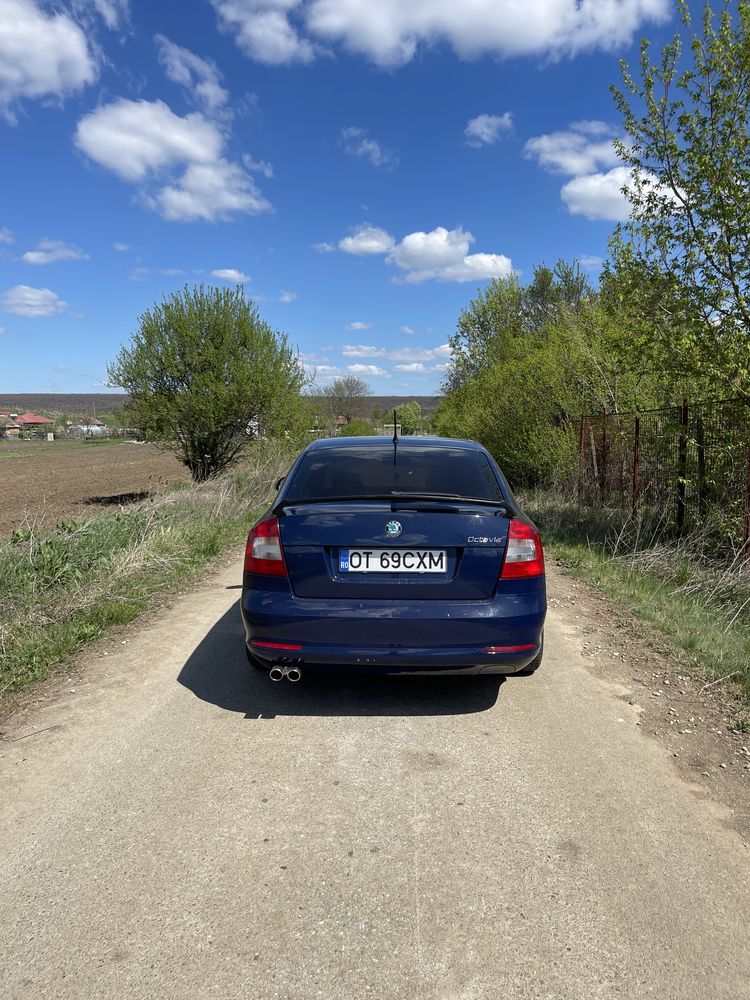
[305,435,484,452]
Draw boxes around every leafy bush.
[339,418,376,436]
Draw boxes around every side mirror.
[274,476,286,491]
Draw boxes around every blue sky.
[0,0,683,394]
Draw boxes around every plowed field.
[0,439,188,536]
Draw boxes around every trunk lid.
[279,501,509,600]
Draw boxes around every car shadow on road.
[177,602,505,719]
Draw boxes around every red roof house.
[15,412,54,427]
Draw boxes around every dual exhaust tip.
[269,664,302,683]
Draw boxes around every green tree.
[612,0,750,389]
[338,418,376,436]
[394,400,422,434]
[319,375,372,422]
[108,285,305,481]
[445,261,592,392]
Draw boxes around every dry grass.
[0,444,291,697]
[525,492,750,708]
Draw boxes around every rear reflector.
[484,644,536,654]
[244,516,288,576]
[500,519,545,579]
[251,640,302,651]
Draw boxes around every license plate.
[339,548,447,573]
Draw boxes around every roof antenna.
[392,408,399,465]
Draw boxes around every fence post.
[677,398,688,532]
[632,414,640,515]
[744,443,750,547]
[695,415,706,517]
[600,409,609,504]
[577,416,586,503]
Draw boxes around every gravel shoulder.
[548,560,750,844]
[1,557,749,1000]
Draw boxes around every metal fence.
[577,398,750,544]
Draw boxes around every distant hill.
[0,393,441,419]
[313,395,442,416]
[0,394,129,417]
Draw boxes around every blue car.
[241,436,546,682]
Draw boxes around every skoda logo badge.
[385,520,402,538]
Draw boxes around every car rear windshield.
[284,445,505,502]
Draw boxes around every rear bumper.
[241,582,546,675]
[246,642,539,675]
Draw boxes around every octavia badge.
[385,520,402,538]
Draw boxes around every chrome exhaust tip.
[286,666,302,683]
[269,665,285,682]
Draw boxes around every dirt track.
[0,440,188,535]
[1,559,748,1000]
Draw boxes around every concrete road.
[1,558,749,1000]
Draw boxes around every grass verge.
[525,492,750,714]
[0,444,291,699]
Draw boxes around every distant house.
[15,412,54,428]
[0,415,21,438]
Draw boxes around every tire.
[516,634,543,676]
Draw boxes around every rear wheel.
[516,634,543,676]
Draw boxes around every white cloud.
[388,226,513,284]
[2,284,68,317]
[561,166,632,222]
[465,113,513,147]
[305,0,669,67]
[280,290,298,302]
[339,224,395,256]
[76,99,271,223]
[211,267,250,282]
[342,345,384,358]
[342,344,450,362]
[0,227,13,244]
[156,160,270,223]
[524,120,620,175]
[400,325,415,335]
[334,223,511,283]
[579,254,604,270]
[0,0,97,121]
[311,241,336,253]
[211,0,315,66]
[82,0,130,30]
[346,321,371,330]
[394,362,426,372]
[243,154,274,178]
[130,266,186,280]
[341,127,397,168]
[113,242,131,251]
[524,121,636,223]
[208,1,667,69]
[306,363,341,379]
[348,363,389,377]
[155,35,229,115]
[75,99,223,183]
[21,239,89,265]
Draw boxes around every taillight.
[500,520,545,579]
[244,516,287,576]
